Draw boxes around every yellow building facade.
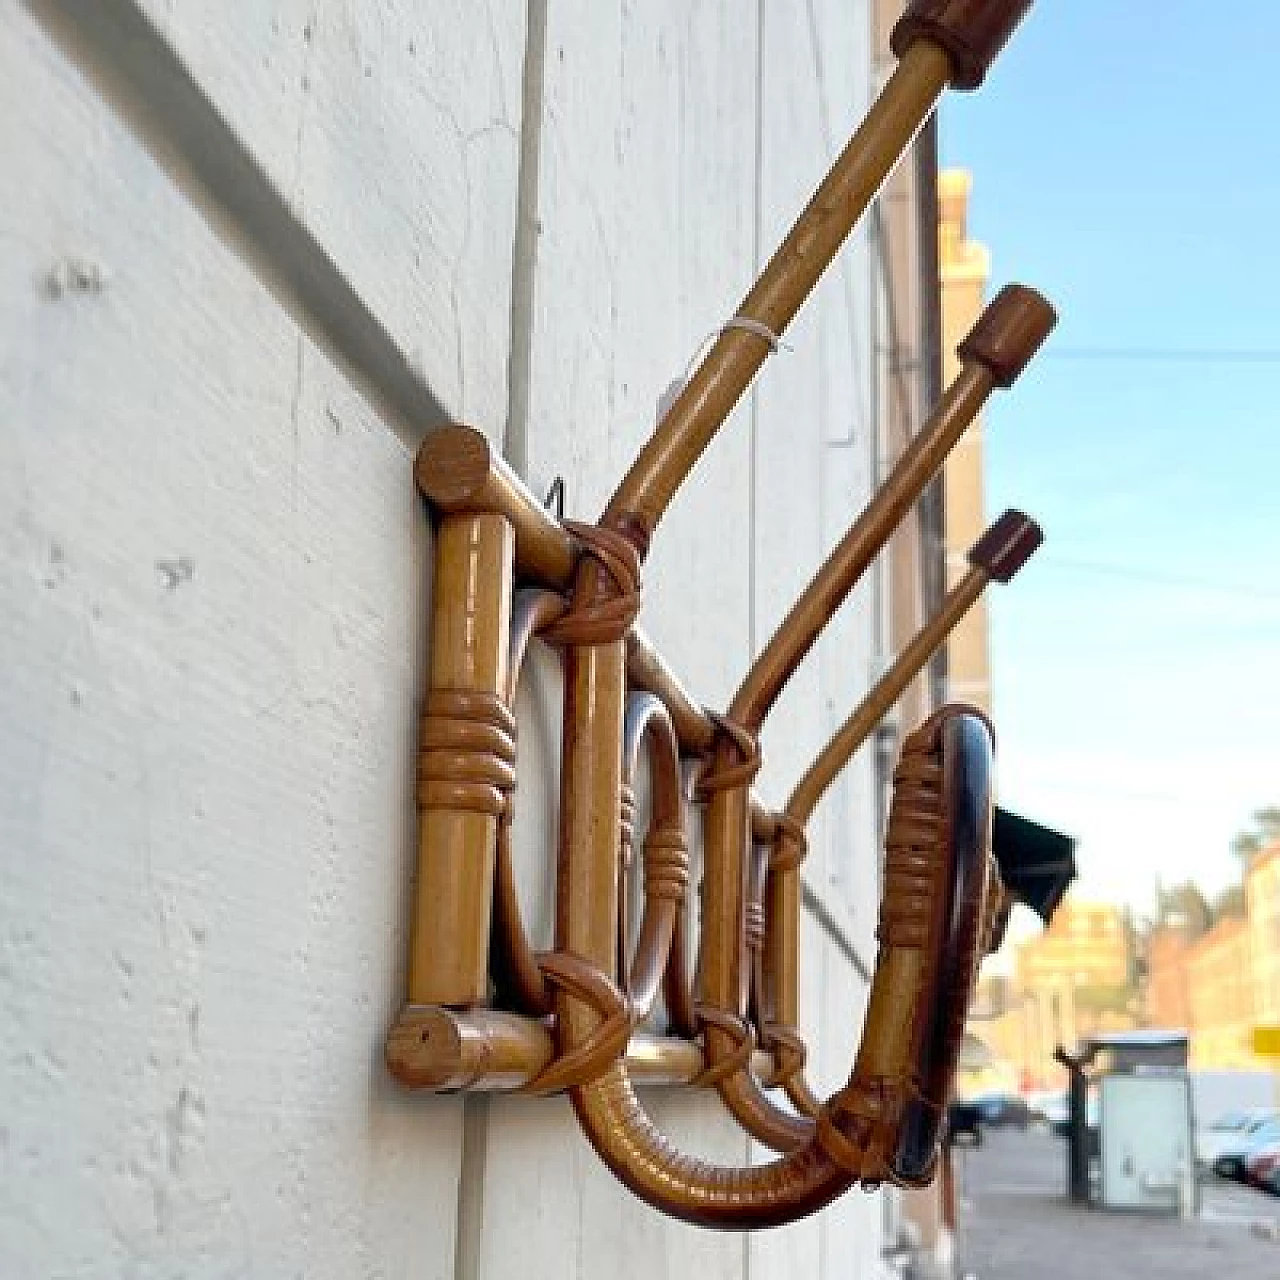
[1144,925,1192,1031]
[1185,916,1258,1070]
[1246,842,1280,1027]
[963,900,1136,1088]
[938,170,993,714]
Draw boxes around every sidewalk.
[954,1129,1280,1279]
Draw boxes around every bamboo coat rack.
[387,0,1061,1229]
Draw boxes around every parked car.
[1211,1115,1280,1181]
[1028,1091,1069,1133]
[1196,1108,1278,1171]
[947,1099,983,1146]
[970,1091,1031,1129]
[1244,1140,1280,1194]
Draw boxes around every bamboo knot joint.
[417,690,518,816]
[691,1008,757,1088]
[759,1023,808,1088]
[642,824,690,903]
[770,814,809,872]
[545,522,642,647]
[696,714,762,797]
[523,952,634,1095]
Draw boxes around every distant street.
[954,1129,1280,1279]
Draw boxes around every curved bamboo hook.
[601,0,1039,548]
[695,281,1054,1145]
[619,693,689,1020]
[567,707,994,1228]
[697,512,1042,1151]
[489,588,568,1017]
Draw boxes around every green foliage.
[1231,806,1280,867]
[1073,983,1134,1014]
[1155,880,1211,937]
[1210,882,1246,921]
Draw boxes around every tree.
[1231,831,1261,864]
[1156,881,1211,937]
[1210,883,1246,922]
[1231,806,1280,869]
[1253,806,1280,842]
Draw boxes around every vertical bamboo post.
[408,509,515,1006]
[700,779,756,1037]
[556,640,628,1047]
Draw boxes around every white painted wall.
[2,1,903,1275]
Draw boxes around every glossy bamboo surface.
[602,42,952,540]
[386,1005,781,1091]
[555,639,628,1045]
[395,0,1048,1232]
[417,426,577,587]
[729,283,1053,733]
[408,512,514,1005]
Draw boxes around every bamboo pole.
[601,42,952,541]
[625,629,718,755]
[786,509,1042,826]
[408,511,515,1005]
[386,1006,781,1093]
[416,426,577,587]
[555,639,629,1047]
[729,285,1054,734]
[760,510,1041,1116]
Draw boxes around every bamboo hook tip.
[957,284,1057,388]
[414,424,494,505]
[891,0,1038,91]
[967,508,1042,582]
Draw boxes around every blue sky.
[939,1,1280,914]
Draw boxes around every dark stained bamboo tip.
[414,424,493,505]
[967,509,1042,582]
[891,0,1037,91]
[956,284,1057,388]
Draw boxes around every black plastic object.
[992,808,1077,923]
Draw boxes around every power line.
[1044,346,1280,364]
[1036,555,1280,603]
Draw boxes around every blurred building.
[1014,898,1136,1071]
[937,170,993,713]
[1017,898,1133,991]
[1185,916,1258,1069]
[965,974,1046,1092]
[964,900,1136,1090]
[1245,841,1280,1027]
[1144,924,1193,1030]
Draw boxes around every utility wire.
[1034,554,1280,603]
[1044,346,1280,364]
